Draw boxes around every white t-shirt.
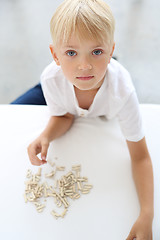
[41,58,144,142]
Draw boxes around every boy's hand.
[126,213,153,240]
[27,136,49,166]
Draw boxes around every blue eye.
[93,49,103,55]
[66,51,77,56]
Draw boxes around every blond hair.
[50,0,115,47]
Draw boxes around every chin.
[74,82,94,91]
[76,85,93,91]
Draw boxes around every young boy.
[27,0,153,239]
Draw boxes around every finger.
[41,142,49,162]
[27,145,43,166]
[30,154,43,166]
[126,232,136,240]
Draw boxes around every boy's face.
[50,34,115,91]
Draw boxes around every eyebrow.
[62,45,104,49]
[63,45,78,49]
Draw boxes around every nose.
[78,57,92,70]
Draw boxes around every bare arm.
[40,113,74,142]
[28,113,74,165]
[126,137,154,239]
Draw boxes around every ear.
[108,42,115,63]
[49,44,60,66]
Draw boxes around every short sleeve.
[117,91,145,142]
[41,77,67,116]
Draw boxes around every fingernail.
[42,160,47,165]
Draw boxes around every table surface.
[0,104,159,239]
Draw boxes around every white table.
[0,104,159,239]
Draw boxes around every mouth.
[76,76,94,81]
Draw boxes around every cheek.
[60,62,74,79]
[95,60,108,74]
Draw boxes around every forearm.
[131,156,154,218]
[127,138,154,220]
[40,113,74,142]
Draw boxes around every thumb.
[126,232,136,240]
[41,142,49,161]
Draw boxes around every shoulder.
[40,61,67,91]
[106,58,135,98]
[105,59,136,119]
[108,58,130,76]
[41,61,62,82]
